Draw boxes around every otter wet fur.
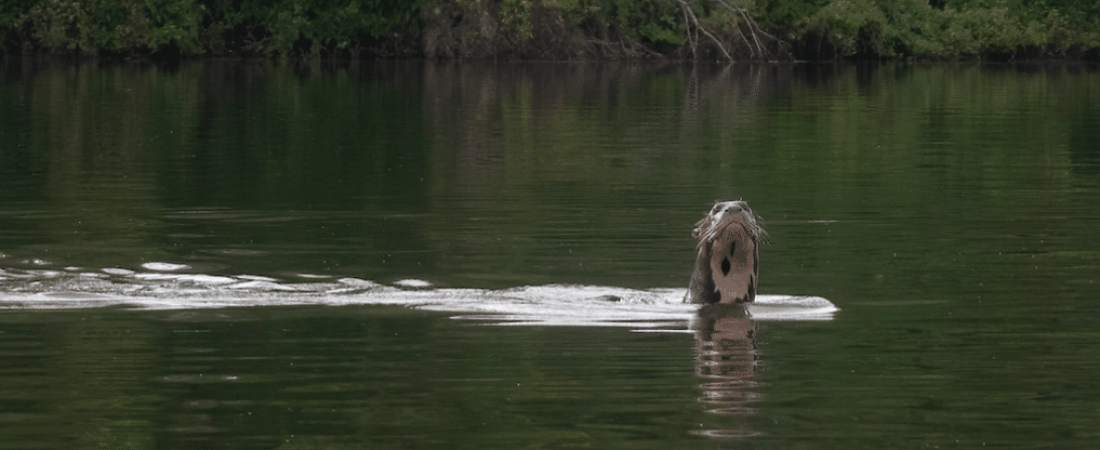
[684,200,767,304]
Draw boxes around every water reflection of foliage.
[1,60,1096,288]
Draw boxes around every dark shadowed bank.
[1,0,1098,60]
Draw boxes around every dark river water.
[1,58,1099,449]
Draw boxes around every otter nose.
[710,200,751,217]
[725,201,748,213]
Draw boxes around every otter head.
[685,200,767,304]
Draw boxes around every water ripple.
[0,263,837,326]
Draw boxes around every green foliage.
[0,0,36,33]
[1,0,1098,58]
[620,0,684,44]
[501,0,535,43]
[21,0,202,54]
[616,0,685,44]
[5,0,419,56]
[699,8,740,38]
[544,0,684,45]
[145,0,204,53]
[297,0,422,50]
[762,0,830,28]
[543,0,598,29]
[932,2,1099,57]
[795,0,1100,58]
[802,0,890,56]
[203,0,421,55]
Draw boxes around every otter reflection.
[692,304,759,438]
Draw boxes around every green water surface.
[1,59,1099,449]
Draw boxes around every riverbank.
[2,0,1098,61]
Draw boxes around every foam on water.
[141,262,191,271]
[0,265,838,327]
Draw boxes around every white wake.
[0,264,838,327]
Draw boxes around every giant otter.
[684,200,767,304]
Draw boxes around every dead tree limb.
[680,3,697,57]
[674,0,733,61]
[711,0,791,60]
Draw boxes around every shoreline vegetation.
[1,0,1098,61]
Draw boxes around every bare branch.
[711,0,791,60]
[680,2,697,58]
[674,0,733,61]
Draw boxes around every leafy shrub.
[800,0,889,57]
[0,0,36,35]
[501,0,535,43]
[202,0,421,56]
[760,0,830,29]
[545,0,683,45]
[2,0,1099,58]
[617,0,683,45]
[794,0,1100,59]
[22,0,201,54]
